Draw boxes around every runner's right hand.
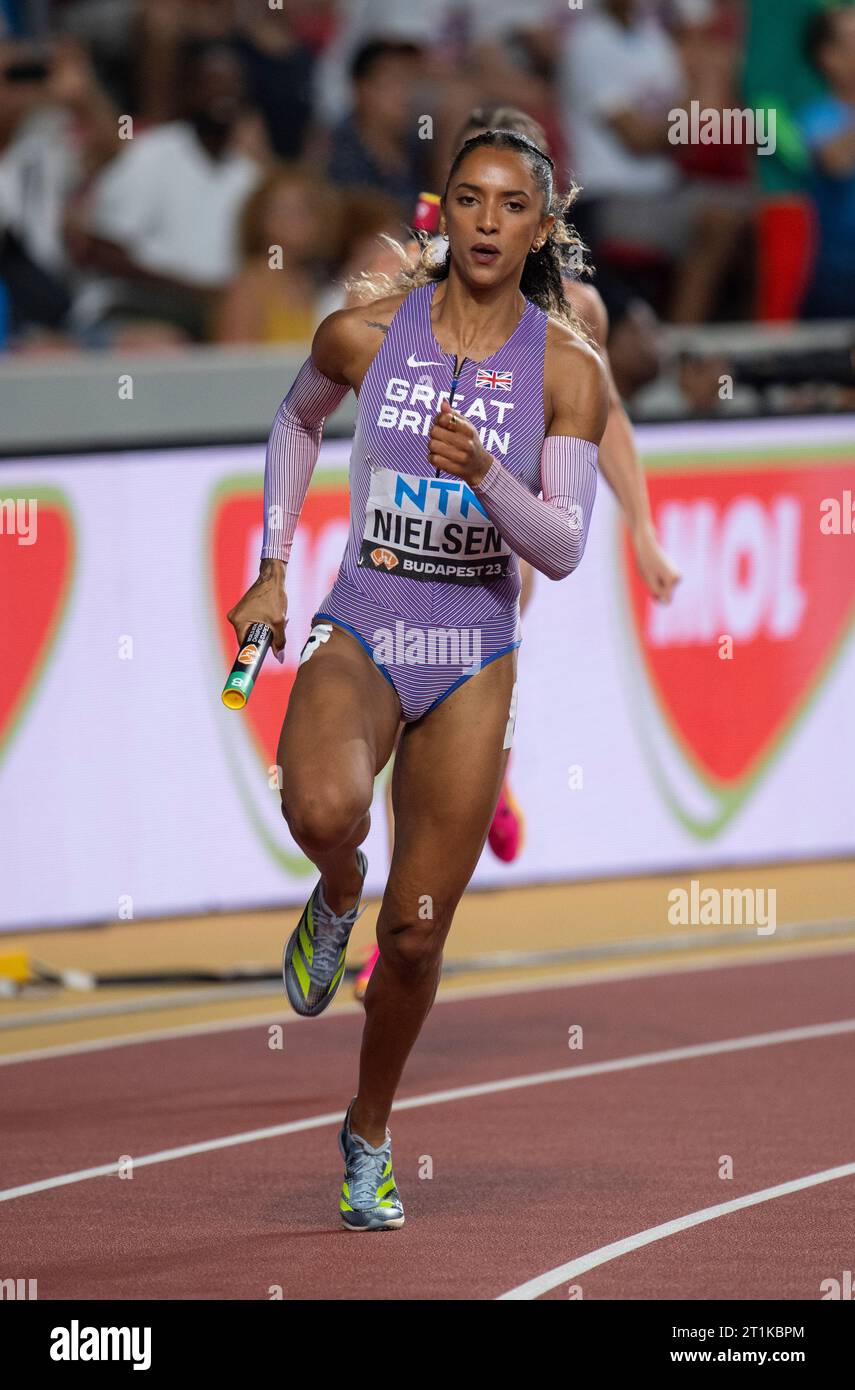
[227,559,288,663]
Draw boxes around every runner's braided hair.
[347,129,591,340]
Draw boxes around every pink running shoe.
[353,944,380,1003]
[487,781,525,863]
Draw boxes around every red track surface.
[2,951,854,1300]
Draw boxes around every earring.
[532,241,542,252]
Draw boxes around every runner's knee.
[282,785,370,855]
[379,913,451,982]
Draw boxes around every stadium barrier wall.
[1,415,853,930]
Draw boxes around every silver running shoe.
[282,850,368,1017]
[338,1098,405,1232]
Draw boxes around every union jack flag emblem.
[475,369,513,391]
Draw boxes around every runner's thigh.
[278,623,402,820]
[388,650,517,914]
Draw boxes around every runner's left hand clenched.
[428,397,494,487]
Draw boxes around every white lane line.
[3,939,855,1068]
[0,1007,302,1067]
[496,1162,855,1300]
[2,1016,854,1206]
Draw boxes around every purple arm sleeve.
[260,358,351,564]
[472,436,599,580]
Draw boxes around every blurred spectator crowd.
[1,0,854,411]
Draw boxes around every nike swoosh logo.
[407,353,445,368]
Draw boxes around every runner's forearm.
[598,394,653,537]
[472,437,598,580]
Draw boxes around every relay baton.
[222,622,273,709]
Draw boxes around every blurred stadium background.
[1,0,854,1005]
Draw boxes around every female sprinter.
[352,105,680,999]
[226,130,608,1231]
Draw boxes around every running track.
[2,951,854,1300]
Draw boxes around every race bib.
[358,467,511,586]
